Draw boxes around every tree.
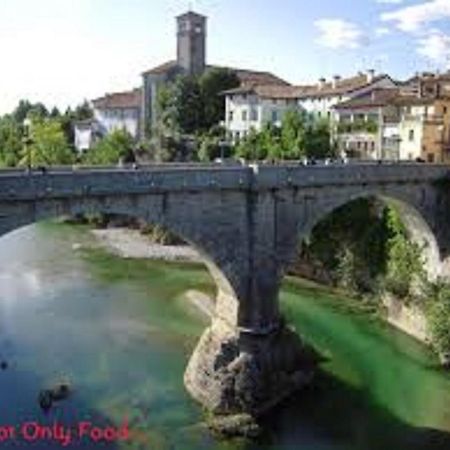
[157,68,240,137]
[0,116,22,167]
[280,109,306,160]
[84,129,135,165]
[13,100,48,124]
[19,117,73,166]
[384,208,424,298]
[304,119,334,159]
[163,75,204,135]
[199,68,240,130]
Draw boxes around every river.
[0,223,449,450]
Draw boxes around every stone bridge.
[1,163,450,416]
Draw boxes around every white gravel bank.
[91,228,202,263]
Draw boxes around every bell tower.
[176,11,207,76]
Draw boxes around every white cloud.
[381,0,450,32]
[417,30,450,67]
[376,0,404,4]
[375,27,391,36]
[315,19,367,49]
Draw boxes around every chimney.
[318,78,326,90]
[366,69,375,83]
[332,75,341,89]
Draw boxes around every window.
[428,153,435,163]
[444,106,448,115]
[242,110,248,121]
[228,111,234,122]
[250,108,258,122]
[272,110,278,122]
[409,129,415,141]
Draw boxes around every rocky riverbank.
[91,228,202,263]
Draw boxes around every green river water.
[0,223,448,450]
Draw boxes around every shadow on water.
[259,369,450,450]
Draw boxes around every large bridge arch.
[288,188,444,281]
[0,191,251,333]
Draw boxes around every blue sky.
[0,0,449,114]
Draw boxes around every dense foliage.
[82,129,135,165]
[422,281,450,360]
[158,68,240,135]
[235,111,335,161]
[297,197,450,358]
[0,99,93,167]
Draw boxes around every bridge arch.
[291,189,443,281]
[0,194,247,330]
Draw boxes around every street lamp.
[23,118,33,173]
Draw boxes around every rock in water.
[38,390,53,412]
[208,414,261,438]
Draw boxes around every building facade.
[296,71,396,121]
[74,89,141,152]
[222,85,300,142]
[333,85,450,162]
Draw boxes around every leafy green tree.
[199,68,240,130]
[20,117,73,166]
[198,126,229,162]
[422,280,450,359]
[156,68,239,138]
[384,208,424,298]
[280,109,306,160]
[235,126,275,161]
[304,119,334,158]
[13,100,48,124]
[0,116,22,167]
[162,76,204,134]
[84,129,134,165]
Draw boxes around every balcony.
[424,114,444,124]
[402,113,444,123]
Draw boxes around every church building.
[75,10,289,151]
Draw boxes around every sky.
[0,0,449,115]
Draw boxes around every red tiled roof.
[333,88,435,110]
[296,74,394,99]
[142,61,178,76]
[141,61,290,86]
[222,84,299,99]
[230,68,290,87]
[92,88,142,109]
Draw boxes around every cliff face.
[381,294,430,343]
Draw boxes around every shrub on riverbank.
[422,281,450,361]
[291,197,450,360]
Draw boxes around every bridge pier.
[184,316,315,416]
[184,187,316,416]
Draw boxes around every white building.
[332,88,443,161]
[74,88,142,152]
[223,84,301,142]
[296,71,397,121]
